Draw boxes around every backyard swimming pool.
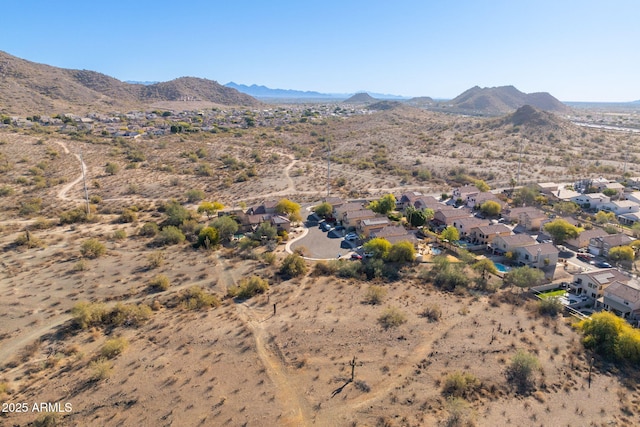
[431,247,442,255]
[494,262,511,273]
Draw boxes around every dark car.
[595,261,612,268]
[320,222,332,231]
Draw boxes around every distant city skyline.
[1,0,638,102]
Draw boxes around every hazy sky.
[1,0,638,102]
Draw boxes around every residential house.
[537,182,559,194]
[466,192,505,210]
[324,197,345,211]
[601,280,640,321]
[334,201,366,220]
[343,209,379,229]
[625,177,640,190]
[504,207,548,231]
[491,234,537,255]
[571,193,610,211]
[599,200,640,217]
[450,186,478,206]
[397,191,423,209]
[432,208,471,227]
[468,224,512,246]
[359,217,392,237]
[247,200,278,215]
[618,211,640,226]
[514,242,559,270]
[371,225,419,245]
[572,269,630,299]
[595,181,625,198]
[270,215,291,233]
[412,196,444,211]
[588,233,634,257]
[452,217,487,238]
[565,228,609,250]
[548,187,580,202]
[625,191,640,205]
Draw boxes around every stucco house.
[491,234,537,255]
[572,268,630,299]
[588,233,634,257]
[565,228,608,250]
[359,217,392,237]
[600,280,640,321]
[570,193,610,211]
[468,224,512,246]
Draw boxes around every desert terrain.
[1,102,640,427]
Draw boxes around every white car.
[345,232,358,241]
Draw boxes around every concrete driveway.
[290,213,357,260]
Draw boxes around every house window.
[591,293,596,298]
[576,278,582,284]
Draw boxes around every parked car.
[320,222,332,231]
[351,253,363,260]
[345,232,358,241]
[334,225,345,231]
[576,253,594,262]
[595,261,612,268]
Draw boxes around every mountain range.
[0,50,578,116]
[0,51,258,115]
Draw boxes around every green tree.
[313,202,333,218]
[363,237,392,259]
[631,222,640,238]
[480,200,501,217]
[386,241,416,263]
[228,276,269,299]
[595,210,617,225]
[472,258,498,281]
[196,226,219,249]
[574,311,626,360]
[275,198,302,222]
[197,201,224,219]
[474,179,490,192]
[512,186,539,207]
[211,216,239,241]
[254,221,277,241]
[608,245,634,262]
[503,266,544,291]
[163,200,191,226]
[543,219,579,244]
[369,194,396,215]
[279,253,308,278]
[441,225,459,242]
[554,201,579,216]
[602,188,619,198]
[155,226,186,246]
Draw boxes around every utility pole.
[80,152,90,215]
[326,140,331,198]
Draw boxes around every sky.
[1,0,638,102]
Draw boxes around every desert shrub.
[211,215,238,241]
[238,236,260,251]
[105,162,119,175]
[149,274,170,292]
[180,286,221,310]
[0,185,14,196]
[0,381,10,396]
[364,285,387,305]
[228,276,270,299]
[80,238,106,259]
[14,231,44,248]
[442,371,481,398]
[162,200,191,226]
[443,397,475,427]
[89,357,113,381]
[154,226,185,246]
[434,266,470,291]
[139,221,159,237]
[279,253,308,278]
[185,189,206,203]
[112,229,127,240]
[537,297,563,317]
[337,260,363,278]
[90,195,102,204]
[378,306,407,329]
[313,260,340,276]
[261,251,276,265]
[117,208,137,223]
[71,259,89,272]
[60,206,90,224]
[19,198,43,216]
[420,304,442,322]
[106,304,152,328]
[574,311,640,364]
[72,302,108,329]
[34,413,61,427]
[506,350,539,394]
[147,250,165,269]
[100,337,128,359]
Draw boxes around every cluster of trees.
[574,311,640,364]
[362,238,416,263]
